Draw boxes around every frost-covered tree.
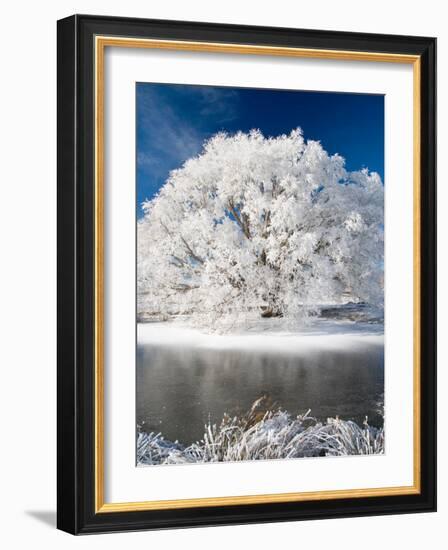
[137,129,383,324]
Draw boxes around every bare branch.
[180,236,205,265]
[228,199,251,239]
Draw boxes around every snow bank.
[137,318,383,354]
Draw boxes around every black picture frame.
[57,14,436,534]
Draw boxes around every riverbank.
[137,405,384,466]
[138,316,384,354]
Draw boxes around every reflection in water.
[136,343,384,445]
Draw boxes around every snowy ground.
[138,315,384,354]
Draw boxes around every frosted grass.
[137,400,384,466]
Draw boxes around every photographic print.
[58,17,436,532]
[136,83,385,466]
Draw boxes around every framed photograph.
[57,14,436,534]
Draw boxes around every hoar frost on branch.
[138,129,383,326]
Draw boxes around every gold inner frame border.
[94,36,421,513]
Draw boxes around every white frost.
[137,129,384,328]
[137,408,384,465]
[138,319,383,354]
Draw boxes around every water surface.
[136,337,384,445]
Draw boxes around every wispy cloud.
[137,87,205,175]
[175,85,239,123]
[136,84,240,211]
[137,151,160,168]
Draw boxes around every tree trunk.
[260,307,282,318]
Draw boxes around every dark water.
[136,342,384,445]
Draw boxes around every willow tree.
[137,129,383,325]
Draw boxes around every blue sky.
[136,83,384,217]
